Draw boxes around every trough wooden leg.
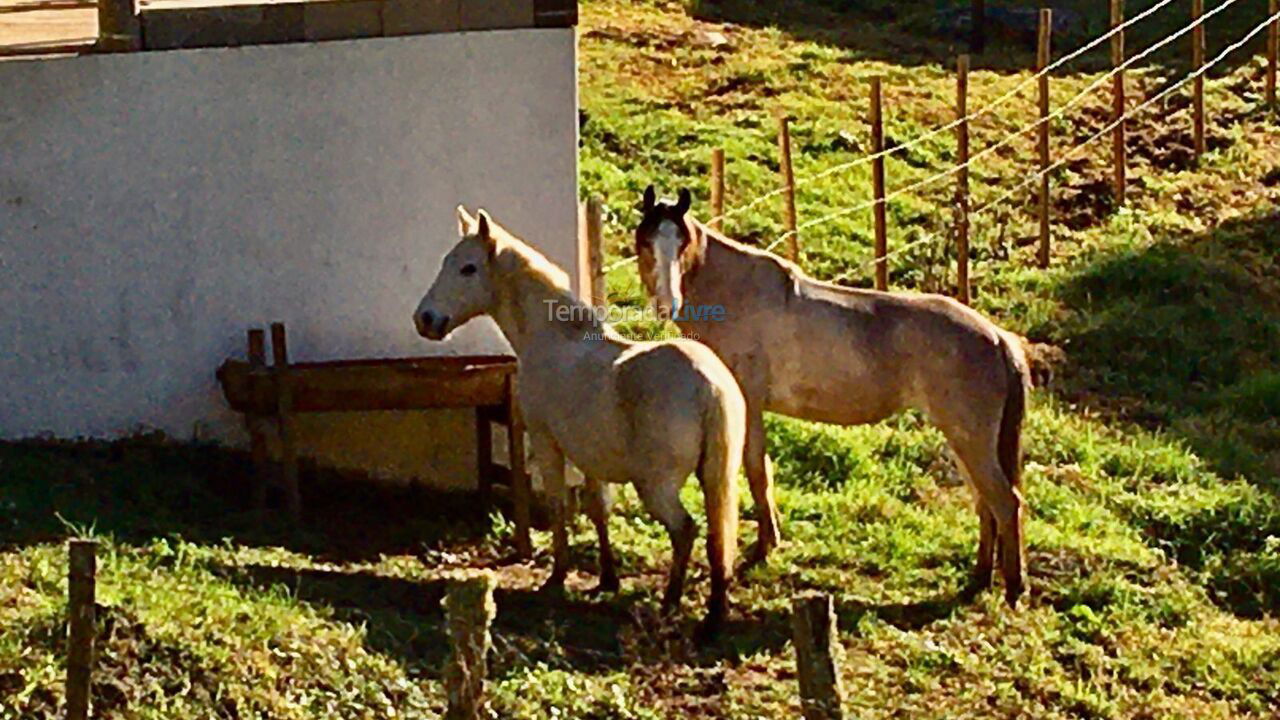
[247,415,271,519]
[271,322,302,523]
[476,406,496,509]
[245,329,271,519]
[505,377,532,559]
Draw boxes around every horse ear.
[456,205,476,236]
[475,209,492,241]
[675,188,692,217]
[642,185,656,213]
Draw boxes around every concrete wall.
[0,29,578,487]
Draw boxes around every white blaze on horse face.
[652,220,685,321]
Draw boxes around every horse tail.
[998,333,1030,489]
[698,380,743,593]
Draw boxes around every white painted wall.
[0,29,578,449]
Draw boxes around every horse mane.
[486,217,605,336]
[693,219,801,272]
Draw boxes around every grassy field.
[4,0,1280,717]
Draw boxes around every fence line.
[974,7,1280,220]
[761,0,1246,252]
[684,0,1184,236]
[608,1,1273,284]
[793,0,1182,193]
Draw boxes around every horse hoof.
[1004,580,1026,609]
[966,568,994,594]
[693,616,723,645]
[586,576,620,596]
[737,541,773,575]
[538,575,567,598]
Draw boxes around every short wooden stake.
[1111,0,1126,206]
[1036,9,1052,269]
[96,0,140,52]
[710,148,726,233]
[245,329,270,519]
[793,593,844,720]
[869,77,888,291]
[955,55,971,306]
[1267,0,1277,109]
[270,322,302,522]
[777,116,800,262]
[506,377,532,559]
[66,540,97,720]
[443,573,497,720]
[1192,0,1206,157]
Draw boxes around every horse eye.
[460,264,478,276]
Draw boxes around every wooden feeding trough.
[215,322,533,556]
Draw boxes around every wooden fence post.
[955,55,971,306]
[585,197,605,309]
[1192,0,1206,157]
[1267,0,1277,109]
[1036,9,1052,269]
[869,77,888,291]
[777,116,800,263]
[66,540,97,720]
[710,148,726,233]
[793,593,844,720]
[96,0,140,52]
[1111,0,1126,206]
[443,573,497,720]
[270,322,302,522]
[245,329,270,519]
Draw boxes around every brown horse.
[634,186,1032,606]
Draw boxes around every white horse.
[635,187,1032,607]
[414,206,746,637]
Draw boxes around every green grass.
[5,0,1280,717]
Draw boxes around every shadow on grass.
[214,560,977,674]
[1042,209,1280,617]
[690,0,1270,77]
[210,562,641,675]
[1048,210,1280,484]
[0,439,496,561]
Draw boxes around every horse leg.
[530,431,569,593]
[742,400,781,569]
[584,476,619,594]
[953,439,1026,607]
[970,502,997,593]
[635,475,696,615]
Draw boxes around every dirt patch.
[1127,124,1229,173]
[1052,159,1116,231]
[90,606,231,718]
[584,22,735,54]
[3,606,232,720]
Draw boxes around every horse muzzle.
[415,310,451,340]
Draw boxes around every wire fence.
[604,1,1280,291]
